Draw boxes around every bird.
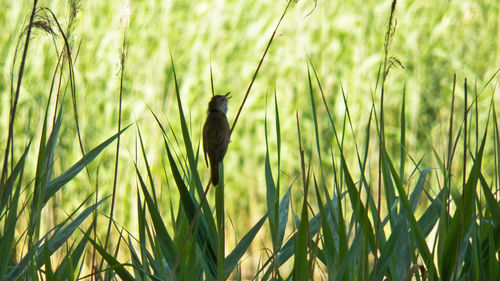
[203,93,231,185]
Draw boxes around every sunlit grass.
[1,0,500,280]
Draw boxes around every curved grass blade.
[54,224,93,279]
[0,141,30,213]
[383,147,438,279]
[135,165,178,270]
[224,213,267,278]
[262,202,323,280]
[85,234,135,281]
[409,168,431,212]
[43,125,130,204]
[6,197,107,280]
[313,176,336,279]
[0,149,26,280]
[163,138,217,277]
[169,52,203,191]
[293,192,310,281]
[373,217,407,281]
[439,127,487,280]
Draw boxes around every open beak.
[224,92,232,99]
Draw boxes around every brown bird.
[203,93,231,185]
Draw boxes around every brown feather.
[202,99,230,185]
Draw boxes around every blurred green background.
[1,0,499,275]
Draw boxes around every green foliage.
[1,0,500,280]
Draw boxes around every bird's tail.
[210,163,219,186]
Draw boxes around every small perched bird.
[203,93,231,185]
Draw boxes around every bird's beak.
[224,92,232,99]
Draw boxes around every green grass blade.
[334,226,364,281]
[136,122,159,204]
[135,190,151,279]
[400,84,406,179]
[224,213,267,278]
[150,109,217,233]
[479,174,500,244]
[44,125,131,204]
[340,154,375,250]
[169,51,203,190]
[85,234,135,281]
[439,127,487,280]
[381,148,397,228]
[418,188,445,237]
[127,236,148,281]
[216,163,225,281]
[54,224,93,279]
[277,185,292,250]
[135,165,178,270]
[0,141,30,213]
[0,154,24,280]
[274,90,281,199]
[163,137,217,276]
[313,177,336,279]
[409,168,431,212]
[6,197,107,280]
[292,188,310,281]
[262,206,323,280]
[265,129,277,246]
[45,197,107,257]
[307,62,326,185]
[383,147,438,279]
[373,217,407,281]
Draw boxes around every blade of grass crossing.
[0,0,39,186]
[43,125,131,204]
[6,197,108,280]
[163,137,217,276]
[135,124,158,202]
[127,237,146,281]
[381,151,397,228]
[150,109,217,233]
[0,141,30,213]
[439,125,487,281]
[262,204,323,280]
[313,177,336,279]
[54,225,94,280]
[383,148,438,279]
[224,213,267,278]
[334,226,364,281]
[409,168,431,213]
[0,155,24,280]
[418,188,446,237]
[340,153,375,250]
[478,173,500,281]
[479,174,500,229]
[135,165,178,270]
[30,100,51,244]
[84,234,135,281]
[373,216,407,281]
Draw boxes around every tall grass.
[1,0,500,280]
